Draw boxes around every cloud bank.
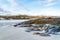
[0,0,60,16]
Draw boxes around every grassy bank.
[24,18,60,24]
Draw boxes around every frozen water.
[0,20,60,40]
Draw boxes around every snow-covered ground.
[0,20,28,28]
[0,26,60,40]
[0,20,60,40]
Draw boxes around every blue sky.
[0,0,60,16]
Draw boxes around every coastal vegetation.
[24,18,60,24]
[0,15,31,19]
[0,15,56,19]
[0,15,41,19]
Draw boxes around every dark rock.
[14,25,18,27]
[45,28,60,34]
[33,32,50,36]
[39,33,50,36]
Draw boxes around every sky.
[0,0,60,16]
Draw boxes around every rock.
[25,30,32,32]
[33,32,40,35]
[39,33,50,36]
[45,28,60,34]
[19,24,32,27]
[14,25,18,27]
[33,32,50,37]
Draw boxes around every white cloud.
[29,0,58,7]
[7,0,17,6]
[41,9,60,16]
[44,0,56,6]
[0,0,28,15]
[28,8,60,16]
[0,0,60,16]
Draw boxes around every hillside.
[0,15,31,19]
[0,15,57,19]
[23,18,60,24]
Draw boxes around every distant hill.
[0,15,31,19]
[0,15,58,19]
